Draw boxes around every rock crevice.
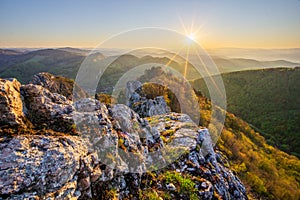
[0,74,247,200]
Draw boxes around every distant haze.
[207,48,300,63]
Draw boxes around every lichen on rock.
[0,73,248,200]
[0,78,26,127]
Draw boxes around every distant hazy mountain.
[1,48,299,85]
[0,49,22,55]
[0,48,105,83]
[57,47,92,55]
[1,49,298,151]
[208,48,300,63]
[211,56,300,73]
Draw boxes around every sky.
[0,0,300,49]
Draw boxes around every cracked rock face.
[0,74,248,200]
[20,84,75,133]
[0,78,26,127]
[30,72,87,100]
[0,135,88,199]
[126,80,171,118]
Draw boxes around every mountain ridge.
[0,48,299,85]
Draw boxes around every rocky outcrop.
[126,80,170,117]
[126,80,142,105]
[0,135,88,199]
[30,72,87,100]
[144,114,247,199]
[30,72,55,91]
[0,78,26,127]
[0,112,247,199]
[0,74,248,199]
[21,84,75,133]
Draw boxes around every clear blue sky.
[1,0,300,48]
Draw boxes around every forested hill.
[136,67,300,199]
[192,67,300,157]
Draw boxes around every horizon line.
[1,46,300,50]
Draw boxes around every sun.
[178,15,204,45]
[187,33,196,42]
[185,33,198,46]
[178,18,200,44]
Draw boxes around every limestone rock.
[21,84,74,132]
[0,108,248,200]
[31,72,87,100]
[166,183,176,191]
[126,80,171,117]
[0,135,88,198]
[0,74,248,200]
[125,80,142,105]
[0,78,26,127]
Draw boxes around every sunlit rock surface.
[30,72,87,100]
[21,84,74,133]
[127,80,171,117]
[0,78,26,127]
[0,74,247,200]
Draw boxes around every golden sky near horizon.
[1,0,300,49]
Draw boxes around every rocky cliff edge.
[0,73,247,200]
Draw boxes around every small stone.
[201,182,208,189]
[90,167,102,182]
[166,183,176,191]
[78,177,91,191]
[99,119,107,125]
[234,190,241,197]
[157,183,162,189]
[187,167,196,172]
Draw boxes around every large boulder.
[0,78,26,127]
[21,84,75,132]
[0,134,97,199]
[126,80,170,117]
[30,72,87,100]
[125,80,142,105]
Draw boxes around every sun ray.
[195,48,225,100]
[178,14,204,43]
[183,46,190,79]
[165,47,184,67]
[190,21,194,34]
[178,15,188,35]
